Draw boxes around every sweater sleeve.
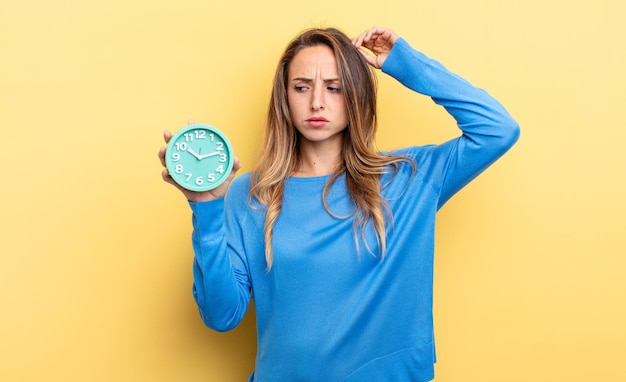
[382,38,520,208]
[189,193,252,332]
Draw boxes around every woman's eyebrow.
[291,77,340,83]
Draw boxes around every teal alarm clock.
[165,123,234,192]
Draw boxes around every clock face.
[165,123,234,192]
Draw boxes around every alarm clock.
[165,123,234,192]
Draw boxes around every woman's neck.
[292,140,343,177]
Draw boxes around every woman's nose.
[310,87,325,110]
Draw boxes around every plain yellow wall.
[1,0,624,380]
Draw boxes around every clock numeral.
[219,153,227,162]
[209,133,215,142]
[175,142,188,151]
[185,130,207,141]
[208,173,215,182]
[216,142,224,151]
[185,173,193,181]
[175,164,184,173]
[195,176,204,186]
[171,153,181,162]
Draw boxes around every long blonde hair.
[250,27,413,269]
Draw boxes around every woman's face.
[287,44,348,148]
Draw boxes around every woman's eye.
[294,85,308,92]
[328,86,341,93]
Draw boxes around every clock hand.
[186,147,203,160]
[197,151,220,160]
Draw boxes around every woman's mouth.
[306,117,328,128]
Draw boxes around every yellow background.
[1,0,624,380]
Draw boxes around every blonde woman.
[159,26,519,381]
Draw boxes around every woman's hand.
[158,121,242,203]
[352,26,399,69]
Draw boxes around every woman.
[159,26,519,381]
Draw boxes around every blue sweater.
[188,38,519,381]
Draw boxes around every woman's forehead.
[289,45,339,79]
